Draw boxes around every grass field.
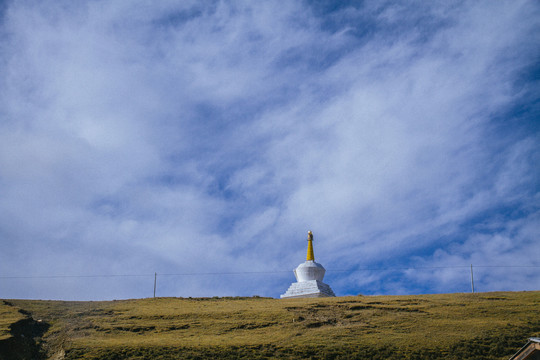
[1,291,539,359]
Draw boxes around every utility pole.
[470,264,475,293]
[154,272,157,298]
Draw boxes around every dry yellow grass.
[1,291,539,359]
[0,301,25,341]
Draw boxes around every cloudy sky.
[1,0,539,300]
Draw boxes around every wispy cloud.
[0,0,538,299]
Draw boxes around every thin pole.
[470,264,475,293]
[154,272,157,298]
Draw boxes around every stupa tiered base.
[280,279,335,298]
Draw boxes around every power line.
[1,265,538,279]
[327,265,540,272]
[0,271,290,279]
[159,271,291,276]
[0,274,154,279]
[468,265,540,268]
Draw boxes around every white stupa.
[280,231,335,299]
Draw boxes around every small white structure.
[280,231,335,299]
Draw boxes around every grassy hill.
[1,291,539,359]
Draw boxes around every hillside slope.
[1,291,539,359]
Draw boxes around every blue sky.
[0,0,539,300]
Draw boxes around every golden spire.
[306,230,314,261]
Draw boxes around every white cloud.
[0,0,538,299]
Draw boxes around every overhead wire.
[1,265,538,279]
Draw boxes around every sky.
[0,0,539,300]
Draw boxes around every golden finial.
[306,230,314,261]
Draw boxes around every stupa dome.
[294,260,325,282]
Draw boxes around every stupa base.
[280,280,335,299]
